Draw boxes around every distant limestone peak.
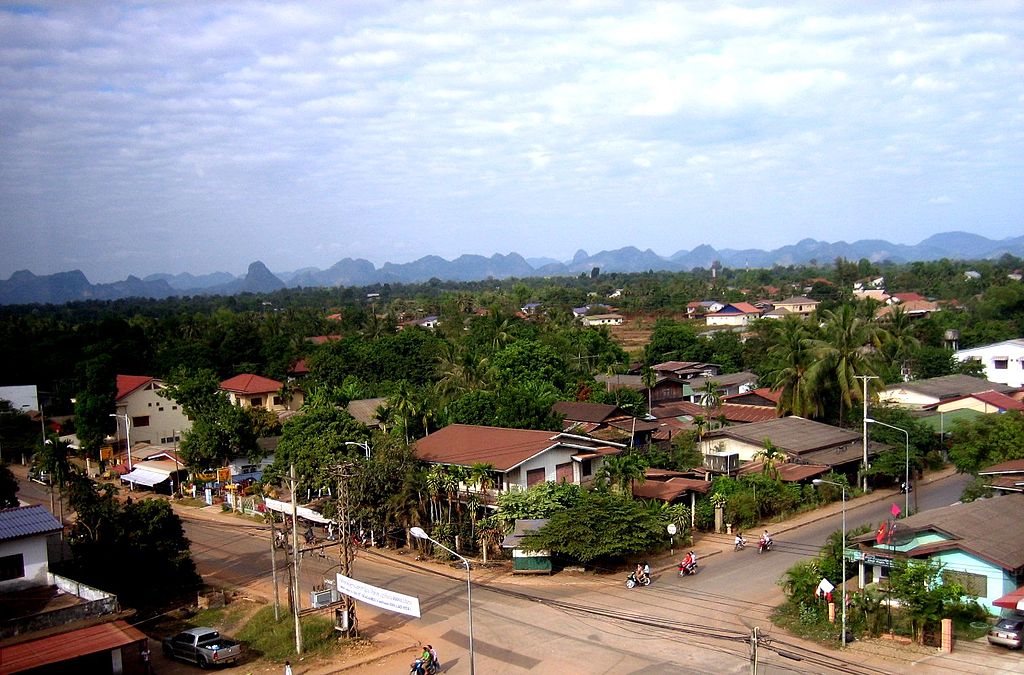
[572,249,589,264]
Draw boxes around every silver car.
[988,617,1023,650]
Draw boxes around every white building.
[954,339,1024,388]
[115,375,192,447]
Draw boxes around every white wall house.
[954,338,1024,388]
[0,506,63,592]
[115,375,192,447]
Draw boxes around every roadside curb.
[322,640,421,673]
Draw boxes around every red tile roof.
[0,620,147,674]
[414,424,621,471]
[709,302,761,316]
[116,374,154,401]
[979,458,1024,475]
[633,477,712,501]
[891,292,926,303]
[723,388,781,405]
[220,374,283,394]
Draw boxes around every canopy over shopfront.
[994,586,1024,612]
[119,467,168,487]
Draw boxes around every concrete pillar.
[941,618,953,653]
[828,602,836,624]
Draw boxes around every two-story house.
[954,338,1024,388]
[220,374,287,413]
[115,374,192,447]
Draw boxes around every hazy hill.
[2,231,1022,305]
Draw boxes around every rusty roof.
[979,458,1024,475]
[552,401,621,424]
[219,373,283,394]
[633,477,712,501]
[0,505,62,542]
[705,416,860,455]
[737,460,830,482]
[413,424,622,471]
[0,620,146,674]
[654,401,776,424]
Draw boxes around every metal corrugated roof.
[0,505,62,542]
[0,619,147,674]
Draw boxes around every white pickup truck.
[162,627,242,669]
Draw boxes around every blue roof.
[0,504,63,541]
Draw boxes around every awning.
[120,468,169,487]
[994,586,1024,612]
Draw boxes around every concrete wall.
[0,536,49,591]
[116,380,192,446]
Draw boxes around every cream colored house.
[220,374,287,412]
[878,374,1017,410]
[115,375,192,446]
[771,296,819,316]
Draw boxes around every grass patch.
[771,603,847,647]
[236,606,338,661]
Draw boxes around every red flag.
[891,503,901,518]
[875,521,888,544]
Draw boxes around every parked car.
[28,465,51,485]
[988,616,1023,650]
[162,627,242,668]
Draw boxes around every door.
[555,462,573,483]
[526,468,545,487]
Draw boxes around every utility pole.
[289,464,303,655]
[749,626,759,674]
[333,461,358,637]
[854,375,878,492]
[268,513,280,622]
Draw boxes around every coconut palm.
[806,305,885,425]
[762,316,820,418]
[596,453,648,494]
[753,438,785,480]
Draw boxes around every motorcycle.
[734,537,747,551]
[677,559,698,577]
[758,538,773,554]
[409,658,438,675]
[625,571,651,589]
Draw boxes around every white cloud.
[0,1,1021,281]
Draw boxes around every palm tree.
[878,305,920,380]
[597,453,648,494]
[753,438,785,480]
[641,365,656,413]
[762,316,819,418]
[806,305,884,426]
[700,380,722,430]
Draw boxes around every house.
[850,494,1024,614]
[878,374,1018,410]
[418,315,439,329]
[119,453,188,494]
[875,300,940,320]
[0,505,149,673]
[685,372,758,401]
[978,459,1024,495]
[771,296,819,317]
[652,401,777,426]
[686,300,725,317]
[220,373,287,412]
[595,373,695,405]
[346,397,389,429]
[632,471,712,527]
[964,270,981,280]
[704,303,762,327]
[889,292,927,304]
[702,416,884,470]
[581,313,624,327]
[114,374,191,447]
[853,288,890,303]
[501,519,553,574]
[520,302,542,315]
[954,338,1024,388]
[413,424,626,494]
[652,361,722,380]
[853,276,885,291]
[922,390,1024,415]
[552,401,630,432]
[723,388,781,408]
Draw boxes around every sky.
[1,2,1022,283]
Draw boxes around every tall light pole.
[865,418,910,515]
[410,526,475,675]
[344,441,371,459]
[813,478,847,647]
[110,413,133,470]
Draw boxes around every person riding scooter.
[678,550,698,576]
[758,530,773,553]
[734,532,747,551]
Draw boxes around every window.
[943,569,987,597]
[250,397,263,407]
[273,396,283,406]
[0,553,25,582]
[993,358,1008,370]
[581,459,593,477]
[132,416,150,427]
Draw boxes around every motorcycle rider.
[680,550,697,574]
[760,530,773,551]
[734,532,746,550]
[634,563,649,585]
[414,644,434,675]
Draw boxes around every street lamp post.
[865,418,910,515]
[410,526,475,675]
[110,413,133,471]
[813,478,847,647]
[344,441,371,459]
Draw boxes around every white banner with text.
[335,573,421,618]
